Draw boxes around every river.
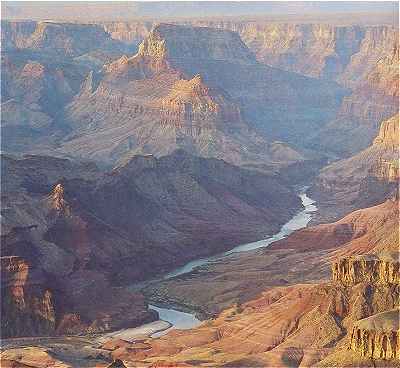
[148,189,317,336]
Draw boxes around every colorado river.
[148,189,317,335]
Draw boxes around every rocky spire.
[47,183,70,216]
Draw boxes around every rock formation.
[60,23,345,169]
[145,195,399,318]
[100,20,398,86]
[138,23,256,65]
[312,43,399,156]
[332,254,400,286]
[1,256,56,338]
[350,309,400,360]
[2,160,399,364]
[311,114,399,222]
[1,16,399,368]
[1,20,128,57]
[2,19,397,161]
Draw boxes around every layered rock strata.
[1,20,127,57]
[350,309,400,360]
[332,254,400,286]
[1,256,56,338]
[311,114,399,222]
[62,23,344,168]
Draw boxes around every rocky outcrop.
[121,197,400,367]
[102,21,151,45]
[2,20,396,161]
[336,43,399,124]
[373,159,399,182]
[311,114,399,223]
[47,183,70,213]
[1,155,158,337]
[138,23,256,65]
[332,254,400,286]
[145,196,399,321]
[1,256,56,338]
[3,151,301,281]
[350,309,400,360]
[1,51,90,154]
[374,112,399,149]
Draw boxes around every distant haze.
[2,1,398,23]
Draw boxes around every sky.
[2,1,398,21]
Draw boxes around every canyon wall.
[62,23,344,168]
[350,309,399,360]
[332,255,399,286]
[101,20,397,84]
[311,114,399,223]
[2,20,397,161]
[1,256,56,338]
[100,20,398,157]
[332,253,400,361]
[1,20,128,57]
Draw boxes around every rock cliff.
[311,114,399,223]
[350,309,400,360]
[119,198,399,367]
[1,20,127,57]
[1,256,56,338]
[312,43,398,156]
[145,196,399,319]
[374,112,399,149]
[332,254,400,286]
[102,20,397,86]
[138,23,256,65]
[2,20,396,160]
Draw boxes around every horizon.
[2,1,398,24]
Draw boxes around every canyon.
[1,149,301,337]
[3,195,398,367]
[101,20,398,156]
[2,19,398,162]
[60,23,343,170]
[1,10,399,368]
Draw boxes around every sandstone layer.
[2,20,397,161]
[111,256,400,367]
[350,309,400,360]
[332,254,400,286]
[1,255,55,338]
[1,20,129,57]
[313,45,399,156]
